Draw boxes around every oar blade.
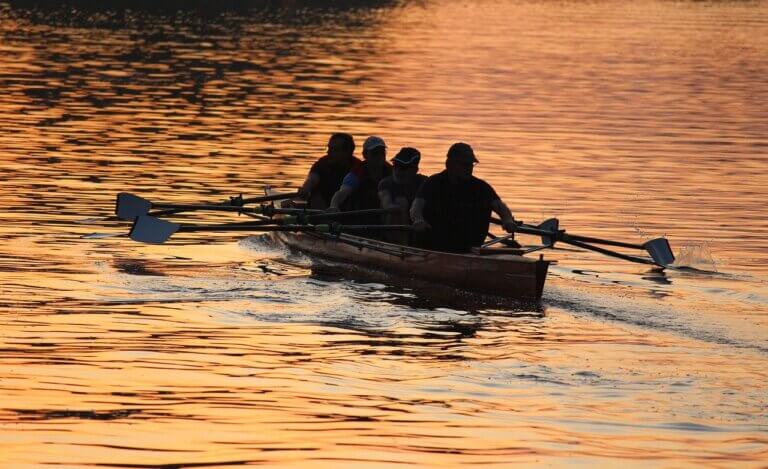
[644,238,675,267]
[129,216,180,244]
[116,192,152,220]
[537,218,559,246]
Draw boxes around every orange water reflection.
[1,0,767,466]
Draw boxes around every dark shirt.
[379,174,428,246]
[378,174,427,209]
[309,154,361,208]
[341,160,393,213]
[417,170,500,253]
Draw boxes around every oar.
[115,191,301,220]
[491,217,675,267]
[305,207,400,222]
[86,207,404,239]
[254,207,403,225]
[129,216,413,244]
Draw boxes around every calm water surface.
[1,0,767,466]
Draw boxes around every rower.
[328,136,393,224]
[410,142,517,253]
[297,133,360,209]
[378,147,427,244]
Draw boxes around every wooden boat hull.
[272,231,550,300]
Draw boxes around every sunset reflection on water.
[1,0,767,467]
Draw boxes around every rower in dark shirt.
[297,133,360,209]
[378,147,427,245]
[411,142,517,253]
[328,136,392,224]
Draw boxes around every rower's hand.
[502,219,518,233]
[412,220,431,232]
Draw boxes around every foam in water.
[674,242,718,272]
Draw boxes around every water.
[1,0,767,466]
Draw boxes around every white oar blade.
[129,216,180,244]
[116,192,152,220]
[645,238,675,266]
[537,218,559,246]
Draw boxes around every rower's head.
[391,147,420,182]
[327,133,355,158]
[445,142,478,179]
[362,136,387,164]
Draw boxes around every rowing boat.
[270,230,550,300]
[263,186,550,300]
[106,192,674,298]
[271,230,549,300]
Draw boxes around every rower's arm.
[410,197,426,223]
[329,185,353,211]
[378,189,395,209]
[491,199,516,232]
[410,197,430,231]
[298,172,319,198]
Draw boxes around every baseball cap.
[446,142,479,163]
[391,147,421,167]
[362,136,386,152]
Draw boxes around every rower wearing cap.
[378,147,428,245]
[328,136,392,221]
[298,133,360,209]
[411,142,517,253]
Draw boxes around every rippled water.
[1,0,767,466]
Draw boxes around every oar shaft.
[561,233,645,250]
[267,207,323,215]
[306,207,400,221]
[116,191,300,220]
[513,225,554,237]
[341,224,413,231]
[564,238,655,265]
[490,217,646,250]
[241,191,300,205]
[175,223,412,233]
[151,203,255,212]
[148,204,319,216]
[178,224,314,233]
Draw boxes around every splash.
[674,242,718,272]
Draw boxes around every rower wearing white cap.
[328,136,392,221]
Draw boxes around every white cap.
[362,136,386,152]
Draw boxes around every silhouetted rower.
[378,147,427,245]
[411,142,516,253]
[328,136,392,224]
[298,133,360,209]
